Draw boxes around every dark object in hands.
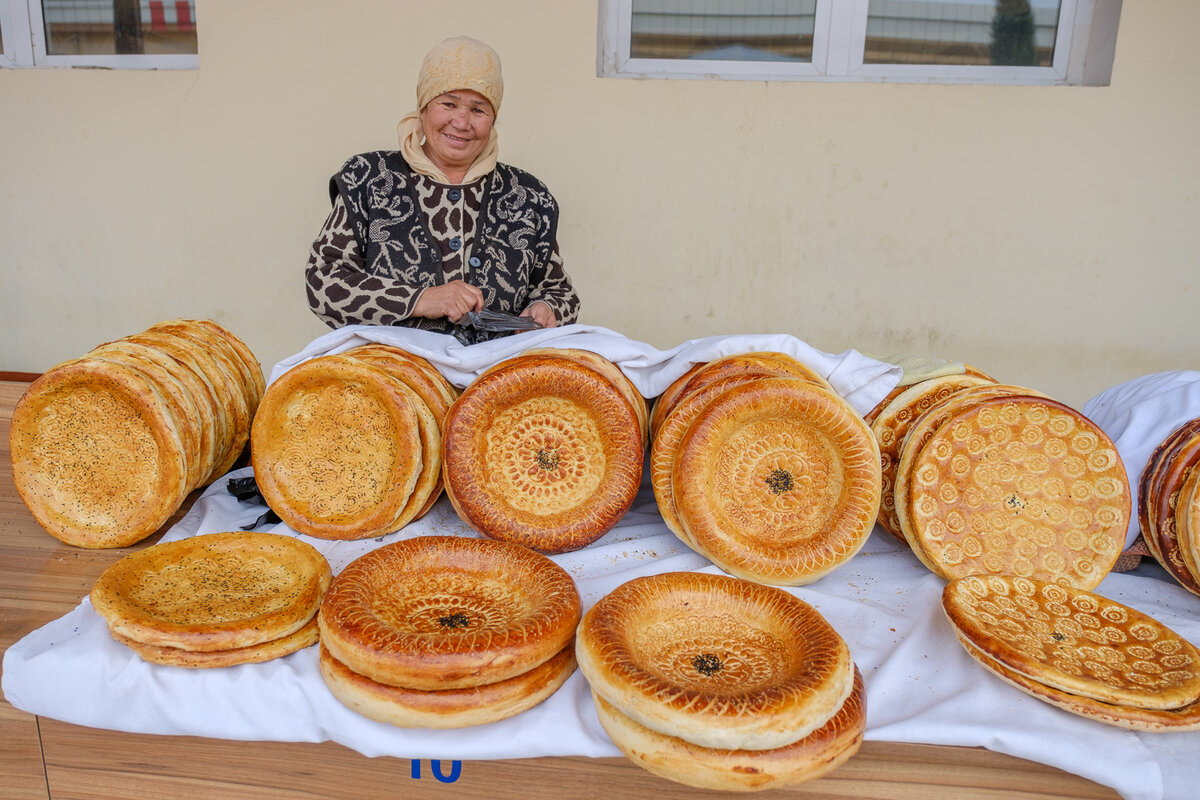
[454,309,543,345]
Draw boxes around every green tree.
[991,0,1037,65]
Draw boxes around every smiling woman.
[305,36,581,344]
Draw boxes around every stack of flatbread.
[317,536,581,728]
[9,319,264,548]
[441,348,646,553]
[649,352,881,586]
[943,574,1200,732]
[250,344,457,540]
[1136,417,1200,597]
[90,531,331,668]
[867,356,1130,591]
[576,571,865,791]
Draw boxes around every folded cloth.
[1083,371,1200,549]
[265,324,901,418]
[6,336,1200,800]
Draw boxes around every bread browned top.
[671,377,880,586]
[318,535,581,690]
[943,574,1200,711]
[90,531,331,651]
[441,354,643,554]
[576,571,854,751]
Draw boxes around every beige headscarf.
[398,36,503,185]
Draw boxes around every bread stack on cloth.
[649,352,881,586]
[441,348,646,553]
[866,358,1130,591]
[576,572,865,791]
[250,344,458,540]
[1136,417,1200,596]
[943,574,1200,732]
[8,319,264,548]
[317,536,581,728]
[89,531,331,667]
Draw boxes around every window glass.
[864,0,1061,66]
[630,0,817,63]
[42,0,196,56]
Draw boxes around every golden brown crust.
[901,392,1127,589]
[113,615,319,668]
[9,359,190,549]
[671,378,880,586]
[250,355,424,540]
[441,354,643,554]
[953,632,1200,733]
[575,572,854,751]
[650,374,778,547]
[678,352,832,399]
[943,575,1200,711]
[591,667,864,791]
[1176,466,1200,588]
[871,374,996,541]
[319,642,576,729]
[317,536,581,690]
[90,531,331,651]
[649,362,707,442]
[1146,422,1200,594]
[520,347,649,447]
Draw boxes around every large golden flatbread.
[441,354,643,554]
[9,358,190,548]
[1144,422,1200,594]
[672,378,880,585]
[871,373,996,541]
[953,632,1200,732]
[90,531,331,651]
[575,572,854,751]
[112,615,319,668]
[902,393,1128,589]
[590,668,864,791]
[1176,465,1200,587]
[319,642,576,729]
[250,354,425,540]
[943,575,1200,711]
[318,536,581,690]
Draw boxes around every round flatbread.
[943,574,1200,711]
[672,378,880,585]
[902,393,1128,589]
[318,536,581,690]
[250,354,425,540]
[871,373,996,541]
[90,531,331,651]
[9,359,190,548]
[442,354,643,554]
[1145,422,1200,594]
[575,571,854,751]
[113,615,319,668]
[590,667,864,791]
[521,347,649,447]
[953,632,1200,733]
[319,642,576,729]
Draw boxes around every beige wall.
[1,1,1195,410]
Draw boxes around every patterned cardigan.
[305,150,580,343]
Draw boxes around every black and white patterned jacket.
[305,150,580,342]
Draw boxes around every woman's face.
[420,89,495,177]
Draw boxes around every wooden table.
[0,379,1121,799]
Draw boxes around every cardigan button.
[468,256,481,267]
[449,189,462,201]
[449,237,462,251]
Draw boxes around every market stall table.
[1,327,1190,799]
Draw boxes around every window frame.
[597,0,1121,86]
[0,0,198,69]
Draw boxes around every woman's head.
[415,36,503,180]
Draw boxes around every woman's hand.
[521,301,557,328]
[412,281,485,323]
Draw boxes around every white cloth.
[1083,371,1200,549]
[6,333,1200,800]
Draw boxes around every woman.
[305,36,580,343]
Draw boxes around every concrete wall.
[1,1,1195,409]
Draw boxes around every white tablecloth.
[5,329,1199,800]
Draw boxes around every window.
[1,0,197,68]
[598,0,1121,85]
